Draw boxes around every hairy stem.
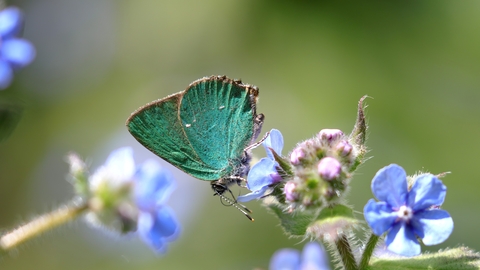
[0,199,89,252]
[359,233,379,270]
[335,234,358,270]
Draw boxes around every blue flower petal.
[371,164,408,209]
[385,222,421,257]
[138,213,166,252]
[269,248,301,270]
[410,209,453,246]
[152,207,179,239]
[134,159,175,211]
[263,129,284,160]
[137,207,180,253]
[104,147,135,181]
[0,60,13,89]
[1,38,36,69]
[407,174,446,212]
[246,157,277,191]
[364,199,397,236]
[237,185,269,202]
[0,7,23,39]
[300,242,330,270]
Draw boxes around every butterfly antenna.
[217,193,254,221]
[216,179,252,214]
[244,131,270,151]
[226,187,252,214]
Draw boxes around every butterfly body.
[126,75,264,198]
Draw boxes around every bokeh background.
[1,0,479,269]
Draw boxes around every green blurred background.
[1,0,479,269]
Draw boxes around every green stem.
[359,233,379,270]
[0,199,89,252]
[335,234,358,270]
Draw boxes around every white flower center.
[397,205,413,221]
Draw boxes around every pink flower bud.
[290,146,306,165]
[336,140,353,156]
[317,157,341,181]
[284,181,298,202]
[318,129,344,143]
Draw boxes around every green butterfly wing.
[126,94,217,180]
[126,76,259,181]
[180,77,257,178]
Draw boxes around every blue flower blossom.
[237,129,283,202]
[269,242,330,270]
[87,147,180,253]
[363,164,453,257]
[134,159,180,253]
[0,7,36,89]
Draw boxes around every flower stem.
[359,233,379,270]
[0,199,89,252]
[335,234,358,270]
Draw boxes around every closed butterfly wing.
[126,76,260,181]
[127,92,220,180]
[179,77,259,179]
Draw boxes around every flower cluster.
[235,96,455,264]
[363,164,453,257]
[239,126,366,212]
[0,6,35,89]
[283,128,365,210]
[67,147,180,253]
[239,98,368,213]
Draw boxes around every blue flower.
[0,7,35,89]
[269,242,330,270]
[87,147,180,253]
[237,129,283,202]
[363,164,453,257]
[134,159,180,253]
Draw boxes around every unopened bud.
[336,140,353,156]
[317,157,341,181]
[318,129,344,144]
[284,181,298,202]
[290,146,306,165]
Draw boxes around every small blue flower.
[0,7,35,90]
[269,242,330,270]
[134,159,180,253]
[87,147,180,253]
[363,164,453,257]
[237,129,283,202]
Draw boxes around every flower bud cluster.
[284,128,366,210]
[66,147,179,253]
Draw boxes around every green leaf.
[317,204,355,220]
[0,100,23,142]
[306,204,358,241]
[269,147,294,178]
[267,203,316,237]
[349,95,368,147]
[369,246,480,270]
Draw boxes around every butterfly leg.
[251,113,265,143]
[244,129,270,152]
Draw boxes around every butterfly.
[126,75,265,220]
